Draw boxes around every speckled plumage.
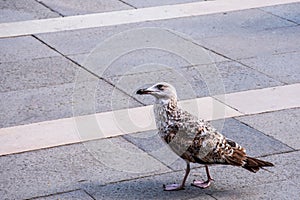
[153,96,247,167]
[137,82,274,190]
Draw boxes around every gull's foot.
[191,179,213,189]
[163,183,185,191]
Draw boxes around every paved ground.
[0,0,300,199]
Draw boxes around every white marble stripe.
[1,83,300,156]
[0,97,241,156]
[0,0,299,38]
[215,83,300,115]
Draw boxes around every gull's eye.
[156,84,165,90]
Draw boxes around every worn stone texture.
[0,56,77,92]
[0,36,59,63]
[239,51,300,84]
[237,108,300,150]
[261,2,300,24]
[37,0,133,16]
[0,79,142,128]
[198,25,300,60]
[0,0,60,23]
[0,137,169,200]
[33,190,94,200]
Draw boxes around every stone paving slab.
[105,59,283,106]
[265,151,300,185]
[211,118,292,156]
[35,7,295,57]
[123,130,188,171]
[85,151,289,200]
[33,190,94,200]
[84,169,215,200]
[0,79,142,128]
[149,7,295,40]
[107,67,210,106]
[237,108,300,150]
[0,83,74,128]
[191,61,283,94]
[0,0,60,23]
[210,180,299,200]
[0,56,77,92]
[239,51,300,84]
[198,25,300,60]
[208,151,300,200]
[203,151,300,199]
[37,0,133,16]
[67,48,227,76]
[36,23,144,56]
[261,2,300,24]
[0,36,59,63]
[0,137,169,200]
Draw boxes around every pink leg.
[191,165,214,189]
[164,162,190,191]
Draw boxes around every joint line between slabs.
[234,118,297,151]
[31,34,145,106]
[118,0,138,9]
[34,0,65,17]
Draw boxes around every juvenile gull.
[136,82,274,191]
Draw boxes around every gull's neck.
[155,97,178,110]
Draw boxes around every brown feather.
[243,156,274,173]
[224,149,246,166]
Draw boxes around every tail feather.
[243,156,274,173]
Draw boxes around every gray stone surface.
[239,51,300,84]
[1,131,296,200]
[111,49,225,74]
[33,190,94,200]
[0,56,77,92]
[123,0,202,8]
[36,8,295,58]
[0,0,60,23]
[68,48,226,74]
[0,79,142,128]
[0,83,74,128]
[83,150,299,200]
[210,180,299,200]
[210,151,300,199]
[198,25,300,60]
[0,36,59,63]
[37,0,133,16]
[85,169,216,200]
[0,137,169,200]
[150,8,295,40]
[191,61,283,94]
[266,150,300,186]
[237,108,300,150]
[37,24,226,75]
[36,23,145,56]
[107,66,210,106]
[1,3,300,200]
[123,130,189,171]
[261,2,300,25]
[218,118,292,156]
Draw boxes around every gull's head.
[136,82,177,102]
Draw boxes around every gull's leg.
[191,165,214,189]
[163,162,190,191]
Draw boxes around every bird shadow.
[80,178,241,200]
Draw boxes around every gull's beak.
[136,86,156,95]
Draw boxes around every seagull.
[136,82,274,191]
